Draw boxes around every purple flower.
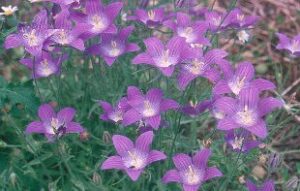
[204,10,231,32]
[133,36,194,77]
[20,52,61,78]
[215,87,283,138]
[101,131,166,181]
[26,104,84,141]
[87,26,140,66]
[29,0,78,5]
[177,49,228,90]
[276,33,300,57]
[163,12,209,47]
[246,179,275,191]
[162,149,223,191]
[213,61,276,96]
[99,97,130,124]
[182,100,211,117]
[122,86,179,129]
[5,10,57,57]
[132,8,164,27]
[227,8,258,28]
[51,8,89,51]
[225,130,261,153]
[71,0,122,39]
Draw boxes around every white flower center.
[290,40,300,54]
[142,100,157,117]
[109,110,123,122]
[90,14,107,32]
[237,30,249,44]
[228,76,246,95]
[37,59,56,77]
[154,49,177,68]
[185,59,205,75]
[22,29,39,47]
[178,27,196,43]
[235,106,256,127]
[123,150,147,170]
[212,16,222,26]
[147,10,156,20]
[182,165,203,185]
[108,40,122,57]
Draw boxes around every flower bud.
[284,176,298,190]
[80,131,89,141]
[267,152,281,171]
[102,131,112,144]
[92,172,102,185]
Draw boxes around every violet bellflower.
[132,8,164,27]
[215,87,283,138]
[163,12,210,48]
[99,97,130,124]
[122,86,179,129]
[213,61,275,96]
[177,49,228,90]
[28,0,78,5]
[204,10,231,32]
[26,104,84,141]
[163,149,223,191]
[276,33,300,57]
[225,129,261,153]
[20,52,61,79]
[71,0,122,39]
[227,8,258,29]
[133,36,195,77]
[246,179,275,191]
[51,7,89,51]
[4,10,57,57]
[101,131,166,181]
[87,26,140,66]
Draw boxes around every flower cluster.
[4,0,289,190]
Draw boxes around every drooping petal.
[160,66,175,77]
[160,99,179,111]
[25,121,44,134]
[101,155,124,170]
[258,97,283,117]
[38,104,56,121]
[147,150,167,164]
[192,148,211,169]
[66,122,84,133]
[245,120,267,139]
[172,153,192,171]
[4,34,22,49]
[162,169,181,183]
[182,184,200,191]
[146,115,161,129]
[112,134,134,156]
[135,131,154,152]
[99,101,113,113]
[204,167,223,181]
[125,169,143,181]
[217,118,238,130]
[57,107,76,123]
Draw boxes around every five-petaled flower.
[122,86,179,129]
[26,104,84,141]
[163,148,223,191]
[101,131,167,181]
[276,33,300,57]
[0,5,18,16]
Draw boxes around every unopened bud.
[203,138,212,148]
[238,175,246,184]
[284,176,298,190]
[102,131,112,144]
[80,131,89,141]
[268,152,281,170]
[92,172,102,185]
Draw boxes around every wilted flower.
[133,36,193,76]
[213,61,275,96]
[101,131,166,181]
[122,86,179,129]
[177,49,228,90]
[225,130,261,152]
[276,33,300,57]
[26,104,84,141]
[0,5,18,16]
[5,10,57,57]
[87,26,140,66]
[163,149,223,191]
[20,52,61,78]
[182,100,211,117]
[163,12,209,47]
[246,179,275,191]
[132,8,164,27]
[215,87,283,138]
[99,97,130,123]
[71,0,123,39]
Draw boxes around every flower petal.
[4,34,22,49]
[132,53,154,65]
[57,107,76,123]
[258,97,283,117]
[125,169,143,181]
[182,184,200,191]
[172,153,192,171]
[246,180,257,191]
[112,134,134,156]
[101,155,124,170]
[217,118,238,130]
[146,115,161,129]
[122,109,143,127]
[135,131,154,152]
[251,79,276,92]
[147,150,167,164]
[204,167,223,181]
[38,104,56,121]
[160,99,179,111]
[245,120,267,138]
[192,148,211,169]
[162,169,181,183]
[25,121,44,134]
[66,122,84,133]
[235,61,254,81]
[144,37,164,57]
